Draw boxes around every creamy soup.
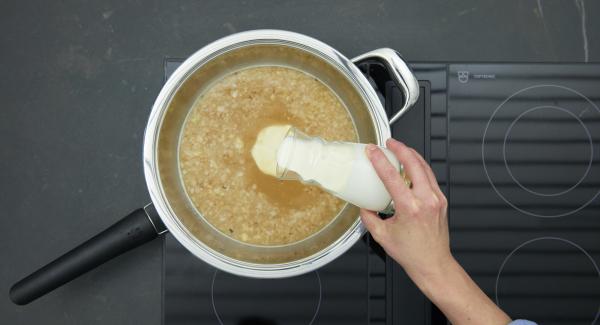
[179,66,356,245]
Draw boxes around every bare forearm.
[409,257,511,325]
[362,141,513,324]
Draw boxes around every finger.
[409,148,438,191]
[385,139,433,196]
[365,144,414,204]
[360,208,388,243]
[411,148,445,197]
[411,148,448,212]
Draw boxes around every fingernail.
[365,144,377,158]
[387,138,403,147]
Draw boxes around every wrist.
[405,253,460,301]
[404,253,513,325]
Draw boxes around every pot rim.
[143,29,391,278]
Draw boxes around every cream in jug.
[252,124,404,211]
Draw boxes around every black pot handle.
[9,203,167,305]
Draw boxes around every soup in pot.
[179,66,356,245]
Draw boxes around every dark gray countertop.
[1,1,598,324]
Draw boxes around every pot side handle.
[352,48,419,125]
[9,203,167,305]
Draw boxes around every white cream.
[277,136,354,192]
[251,124,292,176]
[278,136,399,211]
[252,125,400,211]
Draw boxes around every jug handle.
[352,48,420,125]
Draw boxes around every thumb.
[365,144,412,203]
[360,208,388,243]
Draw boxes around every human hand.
[361,138,512,325]
[361,138,453,282]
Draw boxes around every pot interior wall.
[156,43,380,265]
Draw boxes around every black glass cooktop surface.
[162,60,600,325]
[447,64,600,325]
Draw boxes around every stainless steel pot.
[10,30,418,305]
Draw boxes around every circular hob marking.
[211,270,322,325]
[495,237,600,325]
[502,105,593,197]
[482,84,600,218]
